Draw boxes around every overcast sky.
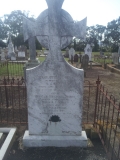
[0,0,120,26]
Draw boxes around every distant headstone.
[112,52,119,65]
[7,33,16,60]
[18,51,25,57]
[0,49,6,61]
[44,50,49,56]
[84,44,92,61]
[71,55,74,64]
[14,46,18,52]
[118,46,120,56]
[64,47,69,58]
[11,52,16,61]
[69,47,75,60]
[74,54,79,62]
[23,0,87,148]
[81,54,89,70]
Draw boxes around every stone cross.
[23,0,87,148]
[23,18,36,61]
[23,0,87,61]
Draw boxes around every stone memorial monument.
[69,47,75,60]
[112,52,120,65]
[23,19,40,69]
[17,45,27,60]
[84,44,92,61]
[74,54,79,62]
[7,33,16,60]
[23,0,87,147]
[1,49,6,61]
[81,54,89,70]
[64,47,69,58]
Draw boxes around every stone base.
[25,58,40,69]
[23,58,40,79]
[23,131,87,147]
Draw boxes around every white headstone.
[44,50,49,55]
[112,52,119,65]
[84,44,92,61]
[69,47,75,60]
[7,33,16,59]
[1,50,6,61]
[18,51,25,57]
[23,0,87,148]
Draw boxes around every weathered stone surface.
[84,44,92,61]
[23,0,87,147]
[74,54,79,62]
[112,52,119,65]
[27,57,84,136]
[23,131,87,147]
[0,50,6,61]
[81,54,89,70]
[7,33,16,60]
[69,47,75,60]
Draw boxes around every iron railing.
[0,77,120,160]
[0,78,27,124]
[0,61,25,79]
[94,77,120,160]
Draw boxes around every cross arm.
[73,17,87,41]
[23,17,36,41]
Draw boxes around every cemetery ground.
[2,66,116,160]
[0,52,120,160]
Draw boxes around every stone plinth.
[23,131,87,147]
[23,0,87,148]
[23,58,40,80]
[23,56,87,147]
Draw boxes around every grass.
[0,51,113,77]
[0,62,25,77]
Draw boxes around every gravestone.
[0,49,6,61]
[64,47,69,58]
[84,44,92,61]
[71,55,74,64]
[17,45,26,60]
[74,54,79,62]
[7,33,16,60]
[112,52,119,65]
[23,0,87,147]
[81,54,89,70]
[14,46,18,52]
[22,21,40,70]
[69,47,75,60]
[0,48,6,61]
[44,50,49,56]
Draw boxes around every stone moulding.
[0,128,17,160]
[23,131,87,147]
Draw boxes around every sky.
[0,0,120,26]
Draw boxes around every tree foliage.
[103,17,120,52]
[0,10,120,52]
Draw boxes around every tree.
[104,17,120,52]
[0,40,7,47]
[3,10,30,36]
[0,18,8,40]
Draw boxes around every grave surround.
[23,0,87,147]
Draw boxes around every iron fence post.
[7,61,9,79]
[94,76,101,126]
